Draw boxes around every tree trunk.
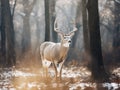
[44,0,50,41]
[0,2,6,66]
[50,0,57,42]
[82,0,90,53]
[113,0,120,49]
[87,0,109,82]
[0,0,16,67]
[22,13,31,53]
[22,0,36,53]
[71,0,81,48]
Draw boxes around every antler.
[68,20,77,35]
[54,19,64,35]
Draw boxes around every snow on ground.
[0,67,120,90]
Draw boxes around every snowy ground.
[0,66,120,90]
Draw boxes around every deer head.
[54,19,77,47]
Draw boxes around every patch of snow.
[69,82,96,90]
[14,70,36,77]
[112,68,120,76]
[0,67,120,90]
[103,83,120,90]
[62,67,91,78]
[28,82,37,88]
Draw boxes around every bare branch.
[12,0,17,19]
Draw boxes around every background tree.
[11,0,17,18]
[0,0,6,67]
[87,0,109,82]
[113,0,120,49]
[44,0,50,41]
[50,0,57,42]
[22,0,36,53]
[71,0,81,48]
[82,0,90,53]
[0,0,16,67]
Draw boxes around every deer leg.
[59,62,64,80]
[57,60,65,80]
[42,59,51,78]
[52,62,58,79]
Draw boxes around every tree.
[0,0,16,67]
[44,0,50,41]
[0,0,6,66]
[11,0,17,18]
[113,0,120,49]
[71,0,81,48]
[50,0,57,42]
[87,0,109,82]
[82,0,90,53]
[22,0,36,53]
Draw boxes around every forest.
[0,0,120,90]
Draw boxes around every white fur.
[42,59,51,68]
[63,42,70,47]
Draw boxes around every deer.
[40,19,77,80]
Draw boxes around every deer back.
[40,42,63,62]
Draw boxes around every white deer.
[40,19,77,80]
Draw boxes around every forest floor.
[0,66,120,90]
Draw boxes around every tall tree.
[44,0,50,41]
[50,0,57,42]
[22,0,36,53]
[71,0,81,48]
[0,0,16,67]
[0,0,6,67]
[82,0,90,53]
[113,0,120,49]
[87,0,109,82]
[11,0,17,18]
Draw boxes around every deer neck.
[59,42,69,58]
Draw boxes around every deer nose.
[68,40,71,43]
